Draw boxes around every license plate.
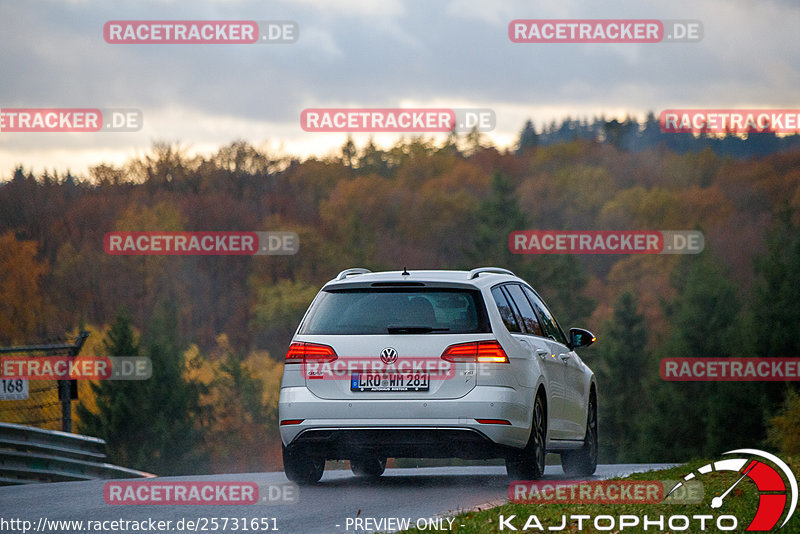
[350,372,429,392]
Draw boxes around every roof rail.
[335,268,372,281]
[468,267,515,279]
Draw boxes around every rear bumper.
[278,384,532,458]
[285,427,515,460]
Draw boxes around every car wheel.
[561,392,598,477]
[506,393,546,480]
[283,444,325,484]
[350,457,387,478]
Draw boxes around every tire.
[506,393,547,480]
[350,457,387,478]
[282,444,324,484]
[561,392,598,477]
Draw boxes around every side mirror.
[569,328,596,350]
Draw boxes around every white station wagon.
[278,267,597,483]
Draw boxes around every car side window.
[491,286,521,333]
[505,284,545,337]
[523,286,568,345]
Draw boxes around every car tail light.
[475,418,512,425]
[440,342,478,363]
[280,419,304,426]
[441,340,509,363]
[476,340,510,363]
[285,342,338,363]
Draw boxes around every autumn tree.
[249,279,320,359]
[0,232,49,345]
[186,335,283,472]
[766,389,800,456]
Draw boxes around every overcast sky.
[1,0,798,177]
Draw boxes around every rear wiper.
[386,325,450,334]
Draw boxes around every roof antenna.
[401,266,410,276]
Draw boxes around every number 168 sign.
[0,378,28,400]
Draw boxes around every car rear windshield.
[298,288,491,335]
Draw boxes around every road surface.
[0,464,675,533]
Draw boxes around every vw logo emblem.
[380,347,398,365]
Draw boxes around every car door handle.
[560,354,570,363]
[536,349,548,359]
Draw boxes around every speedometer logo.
[666,448,797,531]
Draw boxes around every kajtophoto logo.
[498,450,796,531]
[666,449,798,531]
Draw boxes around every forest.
[1,116,799,474]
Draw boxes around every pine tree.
[595,292,647,462]
[138,299,205,474]
[77,309,141,465]
[340,136,357,168]
[77,303,206,475]
[466,171,526,266]
[639,252,758,460]
[517,120,538,154]
[750,206,800,407]
[464,172,594,327]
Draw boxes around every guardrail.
[0,422,154,485]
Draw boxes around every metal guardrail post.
[58,379,71,434]
[59,331,89,433]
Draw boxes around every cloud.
[1,0,798,176]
